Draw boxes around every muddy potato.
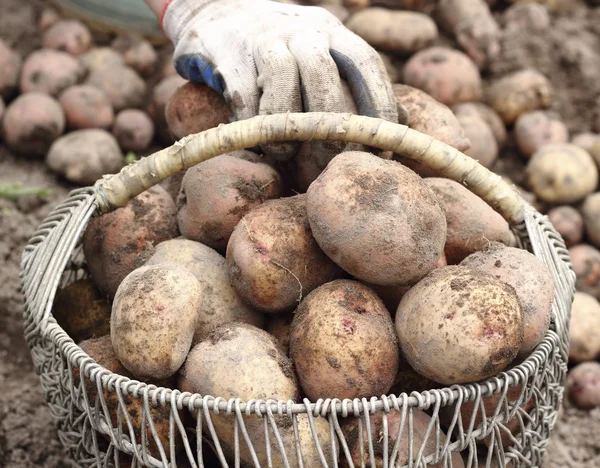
[581,193,600,248]
[79,47,125,74]
[20,49,85,96]
[569,244,600,299]
[87,66,146,111]
[0,39,22,98]
[147,75,186,143]
[59,85,114,130]
[144,238,263,344]
[514,111,568,158]
[112,109,155,152]
[111,35,157,78]
[567,362,600,410]
[569,292,600,362]
[265,313,293,355]
[82,185,178,299]
[455,111,498,168]
[42,20,92,56]
[396,266,524,385]
[547,206,583,247]
[527,143,597,204]
[453,102,507,148]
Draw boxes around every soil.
[1,0,600,467]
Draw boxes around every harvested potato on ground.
[547,206,583,247]
[59,85,114,130]
[20,49,85,97]
[79,47,125,74]
[572,132,600,153]
[403,47,482,105]
[567,362,600,410]
[485,69,552,124]
[87,66,146,111]
[111,35,157,77]
[396,266,524,385]
[0,39,22,98]
[177,152,282,250]
[581,193,600,248]
[112,109,155,152]
[144,238,263,344]
[568,292,600,362]
[42,20,92,56]
[82,185,178,299]
[148,75,186,143]
[46,129,124,185]
[308,151,446,286]
[2,92,65,156]
[460,242,554,357]
[569,244,600,298]
[527,143,597,204]
[112,264,201,379]
[290,280,399,400]
[503,2,550,31]
[453,102,507,148]
[265,313,293,355]
[514,111,568,158]
[52,278,111,343]
[346,8,437,55]
[425,178,516,264]
[227,194,340,313]
[455,110,498,168]
[39,7,60,32]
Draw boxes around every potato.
[569,244,600,299]
[280,142,323,193]
[20,49,85,97]
[59,85,114,130]
[424,178,516,264]
[82,185,178,299]
[42,20,92,56]
[455,111,498,168]
[0,39,22,98]
[148,75,186,143]
[46,129,125,185]
[290,280,399,400]
[567,362,600,410]
[485,69,552,124]
[165,82,231,140]
[308,151,446,286]
[568,292,600,362]
[112,109,155,152]
[144,238,264,344]
[396,266,524,385]
[581,193,600,248]
[52,278,111,343]
[87,66,146,111]
[527,143,597,204]
[39,7,60,32]
[503,2,550,31]
[111,35,157,78]
[547,206,583,248]
[571,132,600,153]
[460,242,554,357]
[79,47,125,74]
[346,8,437,55]
[111,264,201,379]
[453,102,507,148]
[403,47,482,106]
[514,111,568,158]
[265,313,293,355]
[227,194,341,313]
[2,92,65,156]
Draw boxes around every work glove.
[162,0,398,162]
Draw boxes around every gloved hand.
[162,0,398,161]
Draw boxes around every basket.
[21,112,575,468]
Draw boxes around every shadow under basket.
[21,112,575,468]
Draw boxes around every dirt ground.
[1,0,600,466]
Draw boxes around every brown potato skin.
[20,49,85,97]
[567,362,600,410]
[547,206,583,247]
[569,292,600,362]
[82,185,178,299]
[0,39,22,98]
[307,151,447,286]
[569,244,600,299]
[581,193,600,248]
[112,109,155,152]
[59,85,114,130]
[396,266,524,385]
[265,312,293,355]
[42,20,92,56]
[86,66,146,112]
[290,280,399,400]
[147,75,186,144]
[514,111,569,158]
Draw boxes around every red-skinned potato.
[42,20,93,56]
[79,47,125,74]
[39,7,60,32]
[59,85,114,130]
[514,111,568,158]
[547,206,583,247]
[0,39,22,98]
[569,244,600,299]
[569,292,600,362]
[20,49,85,97]
[567,362,600,410]
[111,35,157,78]
[112,109,155,152]
[87,65,146,111]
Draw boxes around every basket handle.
[94,112,528,225]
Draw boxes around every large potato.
[547,206,583,247]
[307,151,446,286]
[111,264,202,380]
[569,292,600,362]
[144,238,263,344]
[396,266,524,385]
[290,280,399,400]
[227,194,340,313]
[569,244,600,299]
[20,49,85,96]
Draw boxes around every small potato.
[59,85,114,130]
[396,266,524,385]
[20,49,85,97]
[567,362,600,410]
[569,292,600,362]
[571,132,600,153]
[485,69,552,124]
[165,82,231,140]
[425,178,516,264]
[308,152,447,286]
[453,102,507,148]
[547,206,583,247]
[2,92,65,156]
[147,75,186,143]
[39,7,60,32]
[569,244,600,299]
[79,47,125,74]
[265,313,293,355]
[455,111,498,168]
[112,109,155,152]
[0,39,22,98]
[514,111,568,158]
[227,194,340,313]
[581,193,600,248]
[527,144,597,204]
[111,35,157,78]
[42,20,92,56]
[503,3,550,31]
[82,185,178,299]
[290,280,399,400]
[112,264,202,379]
[346,8,437,55]
[87,66,146,111]
[46,129,124,185]
[178,153,282,250]
[144,238,264,344]
[403,47,482,105]
[52,278,111,343]
[460,242,554,357]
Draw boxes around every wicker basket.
[21,112,575,468]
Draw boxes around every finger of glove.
[216,60,260,123]
[254,38,303,161]
[174,53,225,94]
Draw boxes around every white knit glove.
[162,0,398,161]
